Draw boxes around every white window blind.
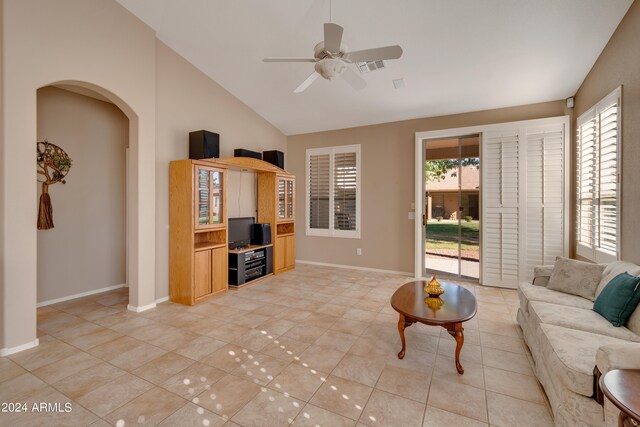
[308,154,330,230]
[525,129,565,278]
[576,87,621,263]
[481,119,568,288]
[483,132,521,287]
[306,145,361,238]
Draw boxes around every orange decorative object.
[424,273,445,297]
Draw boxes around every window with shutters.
[576,87,621,263]
[306,145,361,238]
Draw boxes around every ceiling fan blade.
[324,23,344,53]
[341,67,367,91]
[263,58,318,63]
[294,72,320,93]
[345,45,403,62]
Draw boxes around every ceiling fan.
[263,22,403,93]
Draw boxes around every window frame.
[575,86,622,263]
[305,144,361,239]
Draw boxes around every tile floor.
[0,264,554,426]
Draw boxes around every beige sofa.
[517,261,640,427]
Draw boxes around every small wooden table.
[390,281,477,374]
[600,369,640,427]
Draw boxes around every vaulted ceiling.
[116,0,633,135]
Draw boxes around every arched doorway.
[37,80,155,312]
[36,85,129,307]
[0,79,156,356]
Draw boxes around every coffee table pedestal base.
[396,313,465,374]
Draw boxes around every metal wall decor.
[37,140,73,230]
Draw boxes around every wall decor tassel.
[37,183,54,230]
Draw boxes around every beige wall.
[573,0,640,264]
[0,0,5,349]
[154,41,286,299]
[1,0,157,352]
[36,87,128,302]
[288,101,567,273]
[0,0,286,352]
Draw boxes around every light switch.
[408,212,415,220]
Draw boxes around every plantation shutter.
[482,132,521,287]
[306,145,360,238]
[481,119,568,288]
[598,103,619,256]
[334,152,357,231]
[576,113,597,252]
[576,88,620,262]
[308,153,330,230]
[525,128,565,280]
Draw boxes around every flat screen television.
[228,217,254,249]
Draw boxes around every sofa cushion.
[519,282,593,314]
[529,301,640,342]
[596,261,640,297]
[594,261,640,335]
[628,306,640,337]
[547,257,604,301]
[537,324,629,397]
[593,273,640,327]
[533,265,555,287]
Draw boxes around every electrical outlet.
[356,248,362,256]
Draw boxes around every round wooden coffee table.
[600,369,640,426]
[391,281,477,374]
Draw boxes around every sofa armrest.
[596,343,640,373]
[594,343,640,404]
[532,265,554,286]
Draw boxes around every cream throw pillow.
[547,257,605,301]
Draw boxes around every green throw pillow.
[593,272,640,327]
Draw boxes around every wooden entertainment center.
[169,157,295,305]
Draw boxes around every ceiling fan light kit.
[315,58,346,79]
[263,20,403,93]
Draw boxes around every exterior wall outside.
[573,0,640,264]
[287,100,567,273]
[427,191,478,220]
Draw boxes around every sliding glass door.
[424,135,480,280]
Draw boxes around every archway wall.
[1,0,157,351]
[36,87,129,303]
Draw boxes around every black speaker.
[234,148,262,160]
[263,150,284,169]
[250,223,272,246]
[189,130,219,159]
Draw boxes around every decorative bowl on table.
[424,273,445,297]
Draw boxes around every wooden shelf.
[228,273,273,289]
[276,222,295,236]
[194,242,226,252]
[228,243,273,254]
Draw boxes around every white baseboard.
[127,302,157,313]
[0,338,39,357]
[37,284,126,307]
[155,296,169,304]
[296,259,412,276]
